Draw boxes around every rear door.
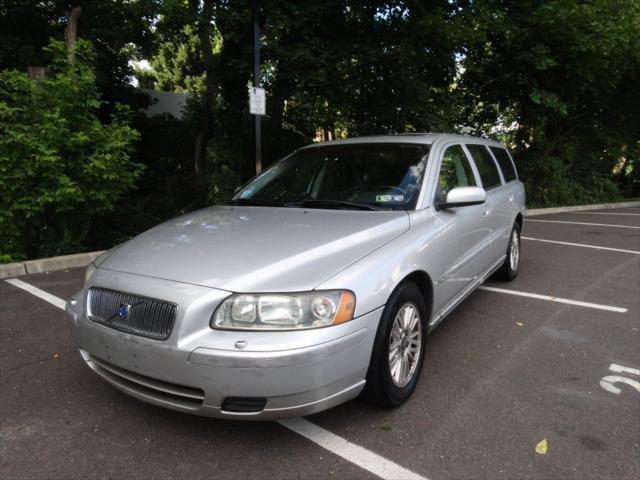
[489,145,525,219]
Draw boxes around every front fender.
[315,209,442,319]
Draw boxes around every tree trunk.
[199,1,216,103]
[26,66,47,80]
[190,0,217,175]
[194,130,205,176]
[613,144,628,175]
[65,6,82,65]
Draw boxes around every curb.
[526,200,640,216]
[0,251,105,279]
[0,262,28,279]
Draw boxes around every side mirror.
[437,186,486,210]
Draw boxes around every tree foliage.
[1,1,639,261]
[152,25,209,94]
[0,0,158,108]
[142,0,639,202]
[0,40,142,261]
[207,0,465,178]
[457,0,640,205]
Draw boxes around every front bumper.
[66,270,381,420]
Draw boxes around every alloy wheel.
[509,229,520,271]
[388,302,422,387]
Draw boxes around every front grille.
[89,355,204,409]
[87,287,177,340]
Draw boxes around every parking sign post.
[251,0,262,175]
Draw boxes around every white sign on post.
[249,87,266,115]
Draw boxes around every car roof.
[300,133,505,149]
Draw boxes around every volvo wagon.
[66,133,525,419]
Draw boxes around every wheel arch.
[395,270,434,320]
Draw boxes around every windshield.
[233,143,429,211]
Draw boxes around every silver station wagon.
[66,133,525,419]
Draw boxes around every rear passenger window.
[489,147,517,182]
[466,144,502,189]
[436,145,477,202]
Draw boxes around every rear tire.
[493,222,521,281]
[361,281,428,407]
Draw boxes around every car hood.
[98,206,410,292]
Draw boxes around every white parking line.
[280,417,427,480]
[478,286,628,313]
[5,278,67,309]
[609,364,640,376]
[526,219,640,229]
[567,212,640,216]
[522,237,640,255]
[600,363,640,395]
[3,277,428,480]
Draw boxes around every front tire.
[493,221,521,281]
[362,281,428,407]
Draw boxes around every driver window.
[436,145,477,203]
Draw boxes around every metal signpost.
[250,0,264,175]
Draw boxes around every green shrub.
[517,142,623,208]
[206,142,242,205]
[87,112,208,249]
[0,40,142,262]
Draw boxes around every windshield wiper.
[225,198,286,207]
[284,199,379,211]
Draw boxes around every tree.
[152,25,208,94]
[457,0,640,205]
[211,0,464,179]
[148,0,223,174]
[0,40,142,261]
[0,1,159,109]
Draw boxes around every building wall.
[140,89,189,119]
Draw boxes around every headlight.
[84,262,96,284]
[211,290,356,330]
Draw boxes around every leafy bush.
[84,110,243,252]
[0,40,142,262]
[205,141,243,205]
[516,137,627,208]
[86,112,207,249]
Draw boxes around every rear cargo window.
[489,147,518,182]
[466,144,502,189]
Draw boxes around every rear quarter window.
[489,147,518,182]
[466,144,502,189]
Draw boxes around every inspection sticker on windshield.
[376,194,404,202]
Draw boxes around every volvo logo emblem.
[117,304,131,319]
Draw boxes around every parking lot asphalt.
[1,207,639,480]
